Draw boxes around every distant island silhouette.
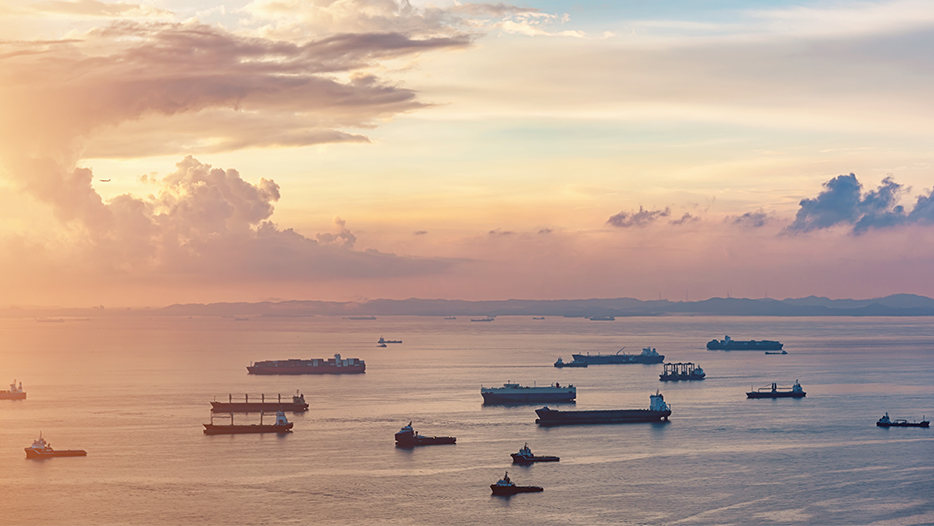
[6,294,934,318]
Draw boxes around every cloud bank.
[786,173,934,235]
[607,206,671,228]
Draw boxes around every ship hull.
[491,485,543,495]
[1,392,27,400]
[247,365,364,375]
[707,341,783,351]
[203,423,293,435]
[25,449,86,459]
[511,454,559,464]
[481,392,576,404]
[553,362,587,368]
[395,436,456,447]
[535,407,671,426]
[877,421,929,428]
[659,374,705,381]
[211,402,308,412]
[571,354,664,364]
[746,392,805,398]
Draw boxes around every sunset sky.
[1,0,933,307]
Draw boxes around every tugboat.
[876,413,929,428]
[394,422,456,447]
[511,443,559,464]
[554,357,587,368]
[203,410,294,435]
[1,380,26,400]
[490,472,543,495]
[24,433,86,459]
[746,380,806,399]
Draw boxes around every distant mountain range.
[6,294,934,318]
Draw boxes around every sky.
[1,0,933,307]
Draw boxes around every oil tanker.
[571,347,664,365]
[535,392,671,426]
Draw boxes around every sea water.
[1,315,932,525]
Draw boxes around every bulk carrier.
[534,392,671,426]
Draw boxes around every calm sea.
[1,315,932,525]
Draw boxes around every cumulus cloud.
[607,206,671,228]
[315,217,357,248]
[729,210,770,228]
[670,212,699,226]
[31,0,172,17]
[785,173,934,235]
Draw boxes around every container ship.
[481,382,576,404]
[211,392,308,412]
[247,354,364,375]
[535,392,671,426]
[707,335,783,351]
[571,347,664,365]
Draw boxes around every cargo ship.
[394,422,456,447]
[746,380,806,398]
[511,443,559,464]
[490,472,543,495]
[1,380,26,400]
[659,363,705,381]
[571,347,664,365]
[211,392,308,412]
[481,382,576,404]
[535,391,671,426]
[25,433,86,459]
[707,335,783,351]
[203,410,293,435]
[378,337,402,344]
[876,413,929,428]
[247,354,364,375]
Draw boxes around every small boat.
[490,472,543,495]
[203,411,294,435]
[876,413,929,428]
[511,443,559,464]
[588,315,615,321]
[25,433,86,459]
[377,343,387,347]
[532,317,545,320]
[765,350,787,355]
[471,317,494,322]
[746,380,806,399]
[444,316,457,320]
[1,380,26,400]
[378,337,402,344]
[554,357,587,368]
[394,422,455,447]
